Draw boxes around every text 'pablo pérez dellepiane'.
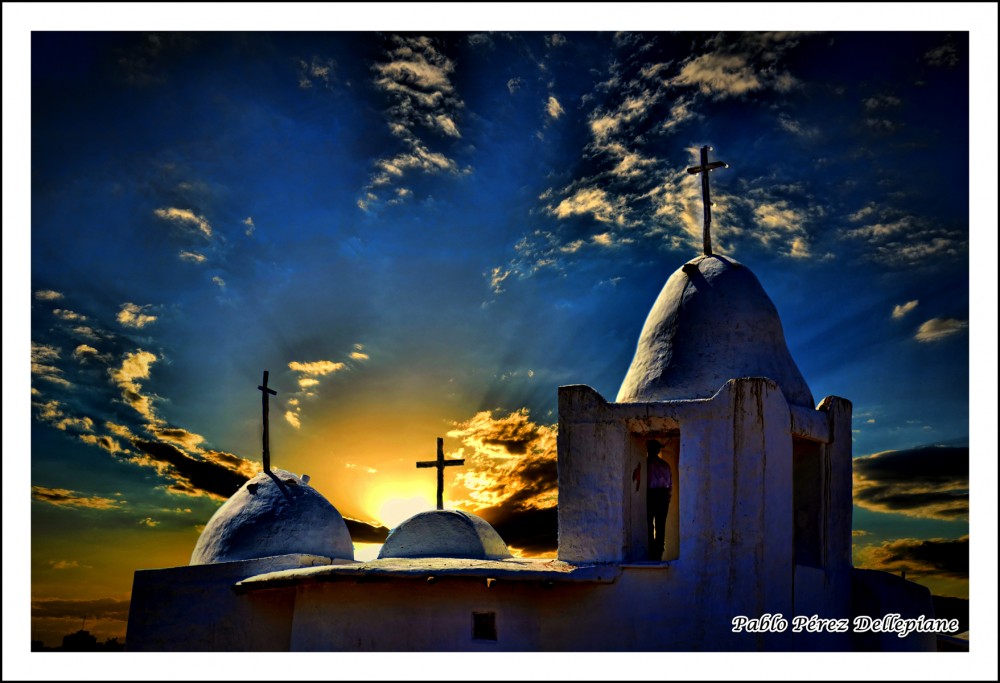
[731,614,960,637]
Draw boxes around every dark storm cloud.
[477,505,558,556]
[447,408,558,555]
[345,518,389,544]
[855,536,968,581]
[131,440,250,500]
[853,445,968,520]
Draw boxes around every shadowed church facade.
[126,249,939,652]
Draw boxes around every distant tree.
[102,637,125,652]
[61,629,98,651]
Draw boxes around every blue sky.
[5,8,997,662]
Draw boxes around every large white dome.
[616,254,814,408]
[377,510,512,560]
[190,469,354,565]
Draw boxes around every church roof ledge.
[233,558,620,592]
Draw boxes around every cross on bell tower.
[686,145,729,256]
[416,437,465,510]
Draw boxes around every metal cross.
[686,145,729,256]
[416,437,465,510]
[258,370,277,472]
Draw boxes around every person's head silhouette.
[646,440,662,458]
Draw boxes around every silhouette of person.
[646,439,672,561]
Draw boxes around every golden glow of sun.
[377,493,435,529]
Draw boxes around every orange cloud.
[915,318,967,343]
[31,486,122,510]
[892,300,919,319]
[53,308,87,322]
[448,408,557,512]
[116,302,157,329]
[109,350,158,421]
[153,207,213,238]
[288,360,346,376]
[148,425,205,452]
[853,445,967,520]
[34,289,64,301]
[855,535,968,581]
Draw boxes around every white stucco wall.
[126,554,334,651]
[557,378,827,649]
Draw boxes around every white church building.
[125,249,942,652]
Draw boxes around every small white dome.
[190,469,354,565]
[377,510,512,560]
[617,254,814,407]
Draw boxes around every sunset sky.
[7,13,995,658]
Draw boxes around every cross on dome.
[257,370,277,472]
[415,437,465,510]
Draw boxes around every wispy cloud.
[148,425,205,451]
[153,207,212,239]
[79,433,124,454]
[117,303,157,329]
[285,355,356,427]
[488,266,512,294]
[53,309,87,322]
[242,216,255,236]
[891,300,919,319]
[49,560,87,570]
[70,326,101,342]
[73,341,109,363]
[923,36,960,67]
[842,209,966,266]
[853,445,968,520]
[914,318,967,343]
[662,95,697,133]
[109,350,159,421]
[297,55,337,89]
[34,290,64,301]
[863,94,902,111]
[178,250,206,263]
[138,517,160,527]
[545,33,567,49]
[31,342,71,387]
[32,597,130,622]
[55,416,94,432]
[777,112,818,138]
[360,35,466,210]
[288,360,346,378]
[672,53,763,97]
[550,186,627,224]
[668,33,801,100]
[546,95,564,119]
[31,486,122,510]
[211,276,225,289]
[741,194,819,259]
